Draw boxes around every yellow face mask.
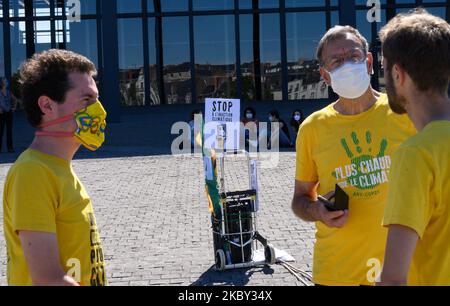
[74,101,107,151]
[36,100,107,151]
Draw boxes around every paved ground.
[0,152,315,286]
[0,107,318,286]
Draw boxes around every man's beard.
[385,69,408,114]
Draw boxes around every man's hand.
[292,181,349,228]
[315,191,349,228]
[19,231,79,286]
[316,196,349,228]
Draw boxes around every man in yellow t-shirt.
[291,25,416,286]
[378,10,450,286]
[3,49,108,286]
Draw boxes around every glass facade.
[194,15,236,103]
[147,18,159,105]
[1,0,99,108]
[193,0,234,11]
[286,12,328,100]
[0,22,3,77]
[118,0,141,13]
[66,19,98,68]
[118,18,144,106]
[9,20,26,81]
[356,8,387,91]
[162,16,191,104]
[239,14,257,101]
[161,0,188,12]
[1,0,449,115]
[259,14,282,101]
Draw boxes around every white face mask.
[294,115,301,121]
[328,60,371,99]
[246,113,253,119]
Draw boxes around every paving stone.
[0,128,315,286]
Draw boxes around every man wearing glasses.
[291,25,416,286]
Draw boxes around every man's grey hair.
[316,25,370,65]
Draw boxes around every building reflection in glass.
[284,12,329,101]
[194,15,236,103]
[118,18,145,107]
[162,16,191,104]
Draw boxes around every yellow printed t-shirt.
[295,94,416,286]
[383,121,450,286]
[3,149,107,286]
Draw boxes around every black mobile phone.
[318,184,349,212]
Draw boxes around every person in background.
[290,109,305,144]
[241,107,259,150]
[242,107,258,126]
[0,77,17,153]
[268,109,292,148]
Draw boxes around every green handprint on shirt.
[333,131,388,190]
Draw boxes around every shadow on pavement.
[190,265,275,286]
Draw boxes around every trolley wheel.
[215,249,226,271]
[264,244,276,265]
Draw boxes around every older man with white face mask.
[291,25,416,286]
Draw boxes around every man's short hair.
[379,8,450,93]
[316,25,369,65]
[19,49,97,128]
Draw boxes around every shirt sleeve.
[295,121,319,182]
[383,145,435,238]
[8,163,58,234]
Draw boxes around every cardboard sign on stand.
[204,98,241,151]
